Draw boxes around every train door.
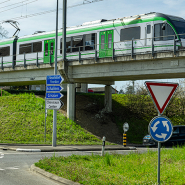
[99,30,114,58]
[145,24,152,46]
[44,39,55,63]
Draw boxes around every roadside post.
[46,75,64,147]
[145,81,178,185]
[123,122,129,147]
[101,136,106,156]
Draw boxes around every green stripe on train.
[17,17,169,43]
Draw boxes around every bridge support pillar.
[67,83,75,121]
[104,85,112,112]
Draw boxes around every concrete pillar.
[67,83,75,121]
[104,85,112,112]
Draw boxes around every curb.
[16,148,41,152]
[0,146,136,152]
[30,164,82,185]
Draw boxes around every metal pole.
[62,0,67,61]
[157,112,161,185]
[52,0,59,147]
[101,136,106,156]
[158,142,161,185]
[45,99,47,143]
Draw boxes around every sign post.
[46,75,64,147]
[145,81,178,185]
[123,122,129,147]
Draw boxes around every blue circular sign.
[148,116,173,142]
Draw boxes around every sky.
[0,0,185,91]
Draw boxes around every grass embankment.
[35,146,185,184]
[85,93,185,144]
[0,91,101,145]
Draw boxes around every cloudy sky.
[0,0,184,91]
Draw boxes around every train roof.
[1,12,184,44]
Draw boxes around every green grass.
[35,146,185,184]
[85,93,185,144]
[0,92,102,145]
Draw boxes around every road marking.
[0,152,4,159]
[6,166,19,170]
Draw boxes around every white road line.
[0,152,4,159]
[6,166,19,170]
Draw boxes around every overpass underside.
[1,50,185,121]
[58,51,185,85]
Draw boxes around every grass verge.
[35,146,185,184]
[0,92,102,145]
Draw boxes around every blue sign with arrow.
[46,92,63,99]
[149,116,173,142]
[46,86,63,92]
[46,75,64,85]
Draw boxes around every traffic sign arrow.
[46,85,63,92]
[149,116,173,142]
[155,133,167,139]
[151,121,160,132]
[46,100,64,110]
[46,92,63,99]
[162,121,169,132]
[46,75,64,85]
[145,81,178,114]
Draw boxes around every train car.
[1,12,185,68]
[0,37,17,68]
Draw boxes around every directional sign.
[46,86,63,92]
[46,75,64,85]
[145,81,178,114]
[46,92,63,99]
[46,100,64,110]
[149,116,173,142]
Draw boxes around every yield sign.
[145,81,178,114]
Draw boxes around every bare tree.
[0,24,8,39]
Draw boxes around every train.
[1,12,185,68]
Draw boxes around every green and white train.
[1,12,185,68]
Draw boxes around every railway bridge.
[0,48,185,120]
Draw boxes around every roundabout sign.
[149,116,173,143]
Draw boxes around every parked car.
[143,125,185,147]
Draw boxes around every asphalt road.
[0,148,158,185]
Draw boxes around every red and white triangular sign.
[145,81,179,114]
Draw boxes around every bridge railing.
[1,33,185,70]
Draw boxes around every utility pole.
[62,0,67,60]
[52,0,59,147]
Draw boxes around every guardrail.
[1,33,185,70]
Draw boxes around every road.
[0,148,157,185]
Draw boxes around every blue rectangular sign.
[46,86,63,92]
[46,75,64,85]
[46,93,63,99]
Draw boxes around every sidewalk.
[0,143,138,152]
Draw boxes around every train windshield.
[169,16,185,39]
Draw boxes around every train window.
[45,43,48,56]
[147,25,151,34]
[0,46,10,57]
[120,27,140,41]
[60,37,71,53]
[33,42,42,52]
[72,35,83,52]
[51,42,54,55]
[108,34,112,48]
[101,35,105,49]
[19,43,32,54]
[154,23,175,41]
[85,33,96,50]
